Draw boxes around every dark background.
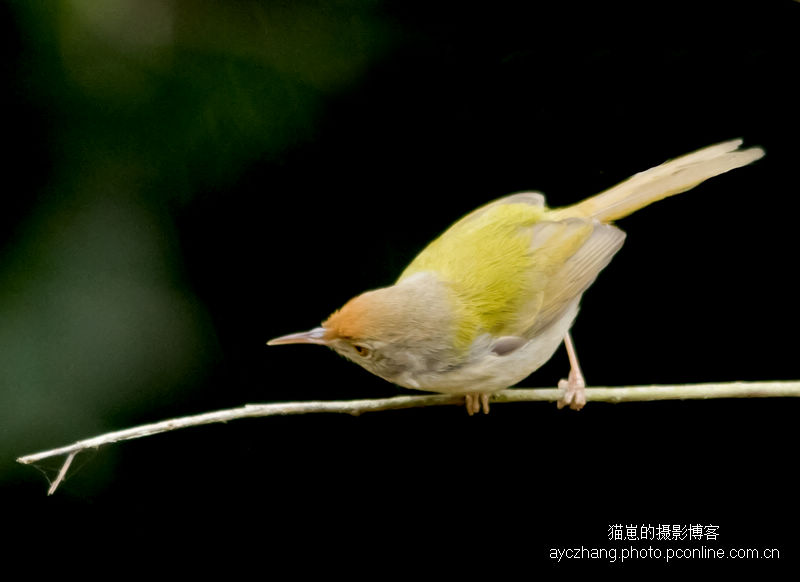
[3,0,797,573]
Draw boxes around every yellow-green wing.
[525,219,625,337]
[398,193,611,348]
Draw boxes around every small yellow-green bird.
[269,140,764,414]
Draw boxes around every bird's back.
[398,194,618,349]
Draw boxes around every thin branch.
[17,380,800,494]
[47,451,76,496]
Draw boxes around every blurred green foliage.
[2,0,394,481]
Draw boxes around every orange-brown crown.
[324,292,377,341]
[322,288,404,342]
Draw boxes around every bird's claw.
[557,370,586,411]
[465,393,490,415]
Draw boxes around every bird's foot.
[557,368,586,411]
[465,393,491,415]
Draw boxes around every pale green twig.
[17,380,800,494]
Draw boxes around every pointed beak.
[267,326,328,346]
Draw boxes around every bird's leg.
[464,393,491,415]
[481,393,490,414]
[465,394,478,415]
[557,332,586,410]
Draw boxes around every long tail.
[551,139,764,223]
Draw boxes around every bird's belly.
[412,351,546,394]
[397,302,579,395]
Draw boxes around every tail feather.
[551,139,765,223]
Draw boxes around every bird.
[268,139,764,414]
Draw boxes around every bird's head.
[268,289,392,363]
[267,276,456,387]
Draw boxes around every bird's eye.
[353,344,372,358]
